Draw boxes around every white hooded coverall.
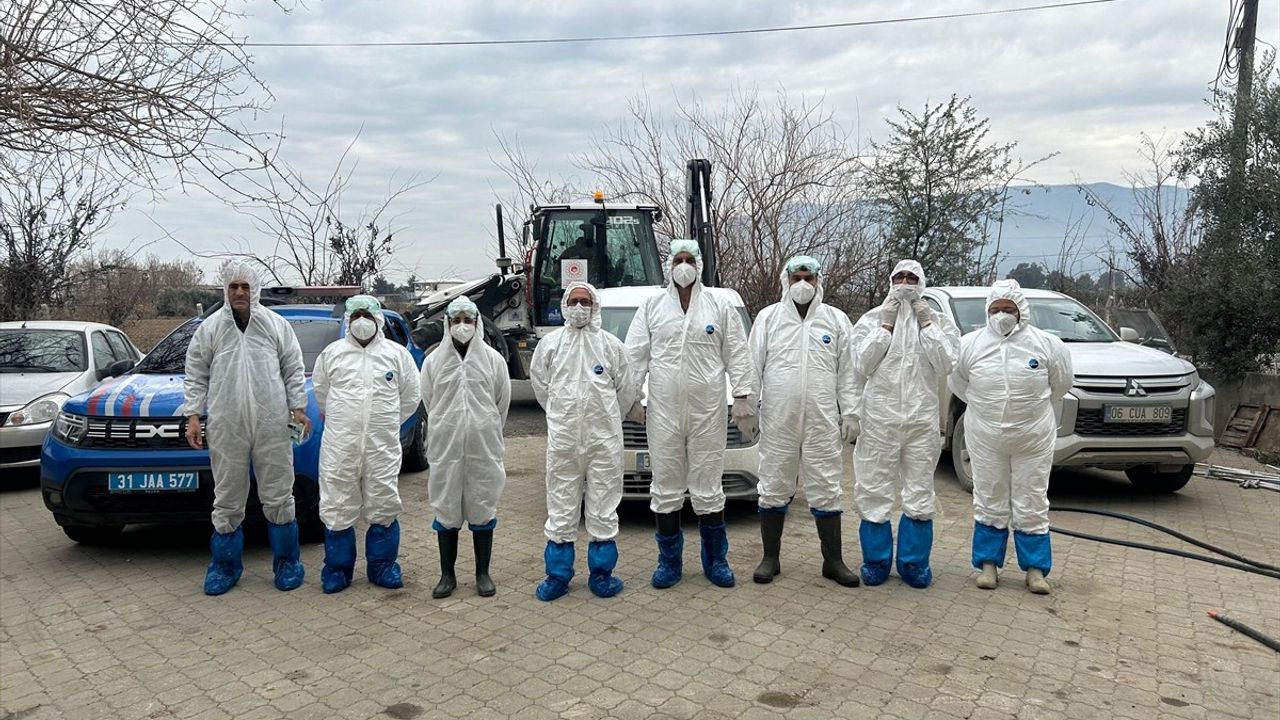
[182,261,308,535]
[950,280,1073,537]
[530,282,635,543]
[749,272,859,512]
[419,315,511,529]
[850,260,961,523]
[312,310,420,531]
[626,268,755,515]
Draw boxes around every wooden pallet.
[1221,404,1271,448]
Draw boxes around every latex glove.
[880,297,900,329]
[839,414,860,444]
[912,299,932,328]
[736,413,758,441]
[626,400,647,425]
[731,396,755,424]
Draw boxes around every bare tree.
[574,88,878,314]
[0,0,287,193]
[0,154,128,320]
[178,136,431,288]
[488,131,578,264]
[65,250,203,326]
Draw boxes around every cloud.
[100,0,1277,283]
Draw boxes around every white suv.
[595,285,761,502]
[922,287,1215,493]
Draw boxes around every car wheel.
[62,525,124,544]
[950,413,975,493]
[1124,464,1194,493]
[402,406,429,472]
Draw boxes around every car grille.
[622,415,755,450]
[81,417,198,450]
[1074,408,1188,437]
[0,445,41,464]
[622,472,756,496]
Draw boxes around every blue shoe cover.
[699,523,735,588]
[858,519,893,586]
[322,527,356,594]
[204,527,244,596]
[366,521,404,589]
[651,531,683,589]
[536,541,574,602]
[587,540,624,598]
[266,520,305,591]
[972,521,1009,570]
[896,516,934,589]
[1014,530,1052,575]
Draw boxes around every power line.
[230,0,1121,48]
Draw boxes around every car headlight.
[51,411,89,445]
[5,393,70,427]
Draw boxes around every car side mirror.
[1119,327,1139,342]
[100,358,135,379]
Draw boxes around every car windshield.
[0,329,88,373]
[134,315,340,374]
[952,298,1118,342]
[600,305,752,341]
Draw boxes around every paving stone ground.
[2,427,1278,719]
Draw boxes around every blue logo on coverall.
[821,334,832,344]
[385,370,395,381]
[705,324,715,335]
[1027,358,1040,369]
[592,363,604,375]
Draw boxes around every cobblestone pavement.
[2,431,1278,719]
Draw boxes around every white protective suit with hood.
[530,282,635,543]
[749,266,859,511]
[950,280,1073,538]
[625,249,756,515]
[419,307,512,529]
[312,306,420,531]
[182,260,307,534]
[850,259,961,523]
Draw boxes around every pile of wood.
[1194,463,1280,492]
[1221,404,1278,450]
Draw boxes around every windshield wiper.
[0,364,61,372]
[1060,338,1111,343]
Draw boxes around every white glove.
[840,414,860,444]
[731,396,755,425]
[736,413,758,441]
[912,299,932,328]
[626,400,646,425]
[880,297,900,329]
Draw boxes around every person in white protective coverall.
[183,260,311,595]
[419,296,511,599]
[748,256,860,588]
[949,279,1073,595]
[530,282,635,601]
[625,239,757,590]
[312,295,420,594]
[849,260,960,588]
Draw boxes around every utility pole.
[1232,0,1259,176]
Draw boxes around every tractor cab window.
[536,209,662,325]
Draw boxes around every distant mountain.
[990,182,1189,277]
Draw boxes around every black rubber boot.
[473,529,496,597]
[753,511,785,584]
[814,514,860,587]
[432,529,459,599]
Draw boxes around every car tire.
[1125,464,1194,493]
[402,406,429,472]
[62,525,124,544]
[950,413,975,494]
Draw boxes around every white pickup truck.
[921,287,1216,493]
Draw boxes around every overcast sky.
[102,0,1278,284]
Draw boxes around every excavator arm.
[686,158,718,287]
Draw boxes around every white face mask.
[350,317,377,342]
[988,312,1018,336]
[450,322,476,344]
[565,304,592,328]
[672,263,698,288]
[788,280,816,305]
[891,283,921,302]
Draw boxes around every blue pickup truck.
[40,301,428,543]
